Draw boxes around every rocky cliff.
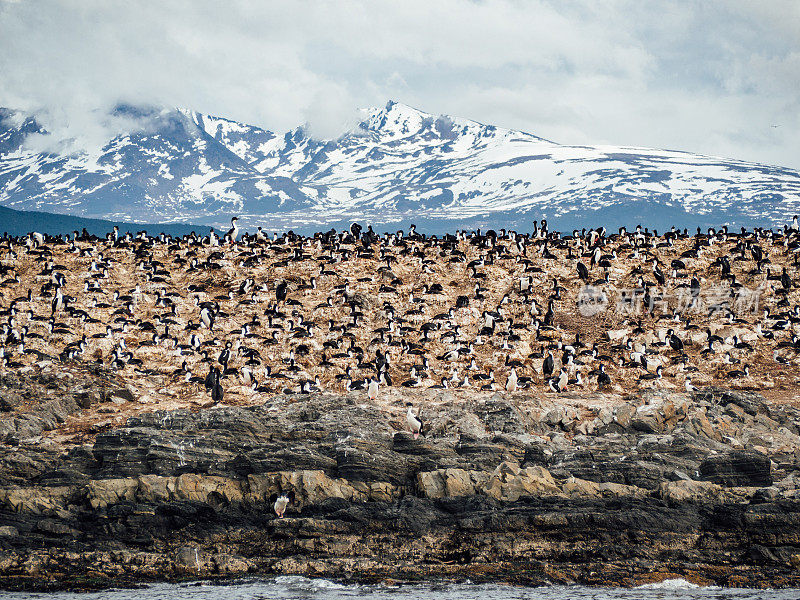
[1,363,800,590]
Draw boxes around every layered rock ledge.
[1,367,800,590]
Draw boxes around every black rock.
[699,450,772,487]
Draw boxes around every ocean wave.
[636,578,702,589]
[273,575,352,590]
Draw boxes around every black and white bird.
[276,281,288,304]
[577,261,589,282]
[226,216,240,242]
[669,330,684,353]
[210,369,224,403]
[597,364,612,388]
[406,406,423,439]
[557,368,568,392]
[200,307,215,331]
[728,365,750,378]
[543,351,555,378]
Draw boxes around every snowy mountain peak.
[0,103,799,233]
[360,101,435,138]
[358,101,513,144]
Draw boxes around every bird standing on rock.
[577,261,589,282]
[505,368,517,393]
[367,377,379,400]
[273,491,295,518]
[210,369,224,404]
[557,368,568,392]
[406,406,422,439]
[204,366,217,390]
[543,351,555,378]
[200,307,214,331]
[597,364,612,388]
[276,281,288,305]
[226,217,240,243]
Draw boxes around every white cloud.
[0,0,798,168]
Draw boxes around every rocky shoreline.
[1,364,800,590]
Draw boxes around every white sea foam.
[0,577,795,599]
[636,578,701,589]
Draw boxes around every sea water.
[2,577,798,600]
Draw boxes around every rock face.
[0,365,132,444]
[699,451,773,487]
[1,384,800,590]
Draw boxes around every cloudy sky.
[1,0,798,168]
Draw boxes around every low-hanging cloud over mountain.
[0,0,798,168]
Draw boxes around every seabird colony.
[2,218,800,409]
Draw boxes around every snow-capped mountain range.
[1,101,799,233]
